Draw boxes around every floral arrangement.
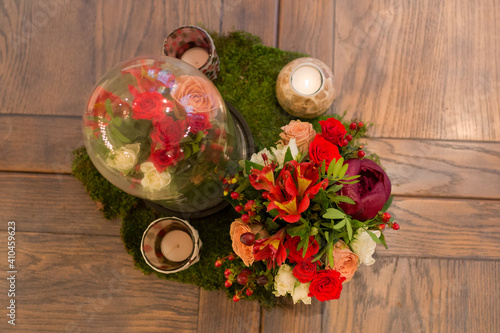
[84,58,236,209]
[215,118,398,303]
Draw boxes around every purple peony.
[339,159,391,221]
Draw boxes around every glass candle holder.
[141,217,202,274]
[276,57,335,118]
[163,25,220,80]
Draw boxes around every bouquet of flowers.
[83,57,241,212]
[215,118,398,303]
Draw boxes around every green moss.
[72,31,352,307]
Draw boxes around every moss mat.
[73,31,341,307]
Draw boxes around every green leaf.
[366,229,383,245]
[338,163,349,179]
[328,157,343,177]
[346,219,353,240]
[310,227,319,236]
[105,99,114,118]
[327,242,335,267]
[244,160,264,173]
[312,189,329,213]
[327,184,344,193]
[312,246,327,263]
[287,223,308,238]
[284,146,294,163]
[298,236,309,258]
[264,218,281,234]
[321,159,326,175]
[335,195,356,205]
[111,117,123,127]
[379,231,388,249]
[333,219,346,230]
[323,208,345,220]
[107,125,131,144]
[382,195,394,212]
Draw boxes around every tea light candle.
[160,230,194,262]
[291,65,323,95]
[180,47,209,68]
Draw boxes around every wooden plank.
[0,232,200,332]
[221,0,278,46]
[333,0,500,141]
[262,299,323,333]
[381,197,500,260]
[322,258,500,333]
[366,138,500,200]
[3,115,500,201]
[197,290,260,333]
[278,0,334,68]
[0,172,121,236]
[0,0,221,117]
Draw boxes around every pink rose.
[332,240,359,283]
[279,120,316,153]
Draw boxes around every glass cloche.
[83,56,249,216]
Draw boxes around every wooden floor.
[1,0,499,332]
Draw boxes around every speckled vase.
[276,57,335,118]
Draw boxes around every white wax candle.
[291,65,323,95]
[160,230,194,262]
[180,47,209,68]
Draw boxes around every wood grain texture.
[334,0,500,141]
[323,258,500,333]
[0,232,200,332]
[366,138,500,199]
[0,172,121,236]
[0,0,221,117]
[262,299,323,333]
[278,0,334,68]
[221,0,278,47]
[197,290,260,333]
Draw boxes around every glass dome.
[83,56,246,215]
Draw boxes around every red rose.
[150,146,184,172]
[309,134,341,167]
[308,269,345,302]
[150,116,186,148]
[293,257,318,283]
[132,91,172,120]
[319,118,347,146]
[187,113,212,133]
[284,236,319,263]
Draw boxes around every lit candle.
[160,230,194,262]
[291,65,323,95]
[180,47,209,68]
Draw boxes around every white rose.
[250,148,275,165]
[105,143,140,174]
[273,264,297,297]
[350,229,380,266]
[271,138,299,166]
[140,162,172,191]
[291,282,312,305]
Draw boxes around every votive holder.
[141,217,202,274]
[276,57,335,118]
[163,25,220,80]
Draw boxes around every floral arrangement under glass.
[215,118,398,303]
[83,56,244,214]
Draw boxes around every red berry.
[262,191,269,199]
[382,212,391,222]
[358,151,366,158]
[231,192,240,200]
[256,275,268,286]
[346,134,353,141]
[240,232,255,246]
[358,121,364,128]
[233,295,240,302]
[341,139,349,146]
[392,223,400,230]
[248,211,256,217]
[379,224,386,230]
[224,268,232,279]
[228,253,236,261]
[237,273,249,285]
[244,200,255,211]
[215,260,222,267]
[241,214,250,223]
[235,205,243,212]
[225,280,233,288]
[241,268,252,276]
[350,122,357,130]
[246,289,254,296]
[222,178,227,184]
